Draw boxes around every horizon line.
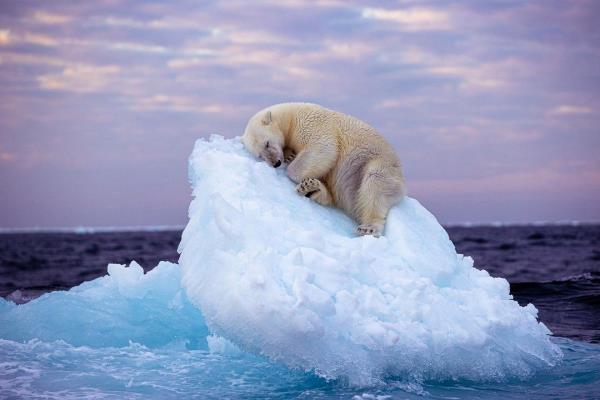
[1,220,599,234]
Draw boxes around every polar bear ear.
[261,111,272,125]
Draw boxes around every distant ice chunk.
[179,135,562,385]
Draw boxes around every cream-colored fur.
[242,102,405,237]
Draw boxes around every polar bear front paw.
[283,148,296,164]
[296,178,333,206]
[356,223,382,237]
[296,178,321,198]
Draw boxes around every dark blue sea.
[1,225,599,399]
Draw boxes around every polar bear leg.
[296,178,333,206]
[355,159,404,237]
[287,143,338,184]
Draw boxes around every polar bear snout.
[262,153,282,168]
[265,156,282,168]
[260,145,283,168]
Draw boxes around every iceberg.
[178,135,562,385]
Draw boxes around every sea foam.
[179,135,562,385]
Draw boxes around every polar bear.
[242,102,405,237]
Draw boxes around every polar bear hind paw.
[356,223,382,237]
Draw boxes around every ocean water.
[1,225,599,399]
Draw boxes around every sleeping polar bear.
[242,102,405,237]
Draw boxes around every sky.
[0,0,599,228]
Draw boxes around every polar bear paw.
[296,178,321,198]
[296,178,333,206]
[356,223,383,237]
[283,148,296,165]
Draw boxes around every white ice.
[179,135,562,386]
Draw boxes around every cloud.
[0,51,67,67]
[169,39,326,85]
[426,65,505,90]
[133,95,223,113]
[0,149,16,162]
[109,42,168,54]
[32,11,73,25]
[37,64,121,93]
[94,16,208,31]
[5,29,172,58]
[167,57,212,69]
[361,7,451,31]
[22,32,60,47]
[374,97,429,110]
[324,40,373,61]
[225,29,294,46]
[251,0,345,8]
[411,167,600,196]
[378,45,530,93]
[548,105,594,116]
[0,30,10,45]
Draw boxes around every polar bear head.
[242,109,284,168]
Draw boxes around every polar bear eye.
[265,141,270,148]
